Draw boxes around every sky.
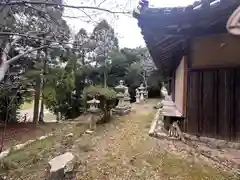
[63,0,196,48]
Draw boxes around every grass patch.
[0,121,88,180]
[0,137,54,172]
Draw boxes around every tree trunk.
[33,49,42,125]
[103,55,107,88]
[39,47,48,123]
[33,76,41,125]
[39,99,44,123]
[9,105,17,122]
[56,112,60,122]
[103,71,107,88]
[1,96,9,152]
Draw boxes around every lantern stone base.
[112,106,131,116]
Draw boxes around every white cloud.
[63,0,195,48]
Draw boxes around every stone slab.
[47,152,75,180]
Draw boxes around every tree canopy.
[0,1,163,123]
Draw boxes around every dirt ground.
[0,100,238,180]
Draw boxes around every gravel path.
[72,100,236,180]
[1,100,237,180]
[20,108,56,123]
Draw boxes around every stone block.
[47,152,75,180]
[0,149,10,159]
[216,140,228,149]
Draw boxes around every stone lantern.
[87,97,101,130]
[113,80,131,115]
[124,86,131,108]
[115,80,126,107]
[135,88,140,104]
[144,89,148,101]
[138,83,145,102]
[87,97,100,113]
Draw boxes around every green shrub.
[83,85,117,100]
[83,85,117,122]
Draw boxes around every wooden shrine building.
[134,0,240,141]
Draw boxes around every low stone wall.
[184,133,240,150]
[149,108,161,136]
[149,107,240,171]
[0,133,53,159]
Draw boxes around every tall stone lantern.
[135,88,140,104]
[124,86,131,108]
[144,88,148,101]
[138,83,145,102]
[113,80,131,115]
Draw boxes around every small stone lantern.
[87,97,100,114]
[135,88,140,103]
[87,97,101,131]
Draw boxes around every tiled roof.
[134,0,240,77]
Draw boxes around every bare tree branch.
[24,4,62,27]
[0,32,70,45]
[97,0,108,7]
[0,36,22,83]
[0,44,49,82]
[0,1,131,14]
[78,8,99,24]
[6,45,49,65]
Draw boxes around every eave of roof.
[135,0,240,77]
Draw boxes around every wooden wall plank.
[217,70,232,140]
[186,67,240,140]
[230,70,235,141]
[213,70,219,138]
[183,56,188,117]
[198,72,203,136]
[202,71,215,137]
[191,34,240,68]
[234,70,240,140]
[187,71,199,135]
